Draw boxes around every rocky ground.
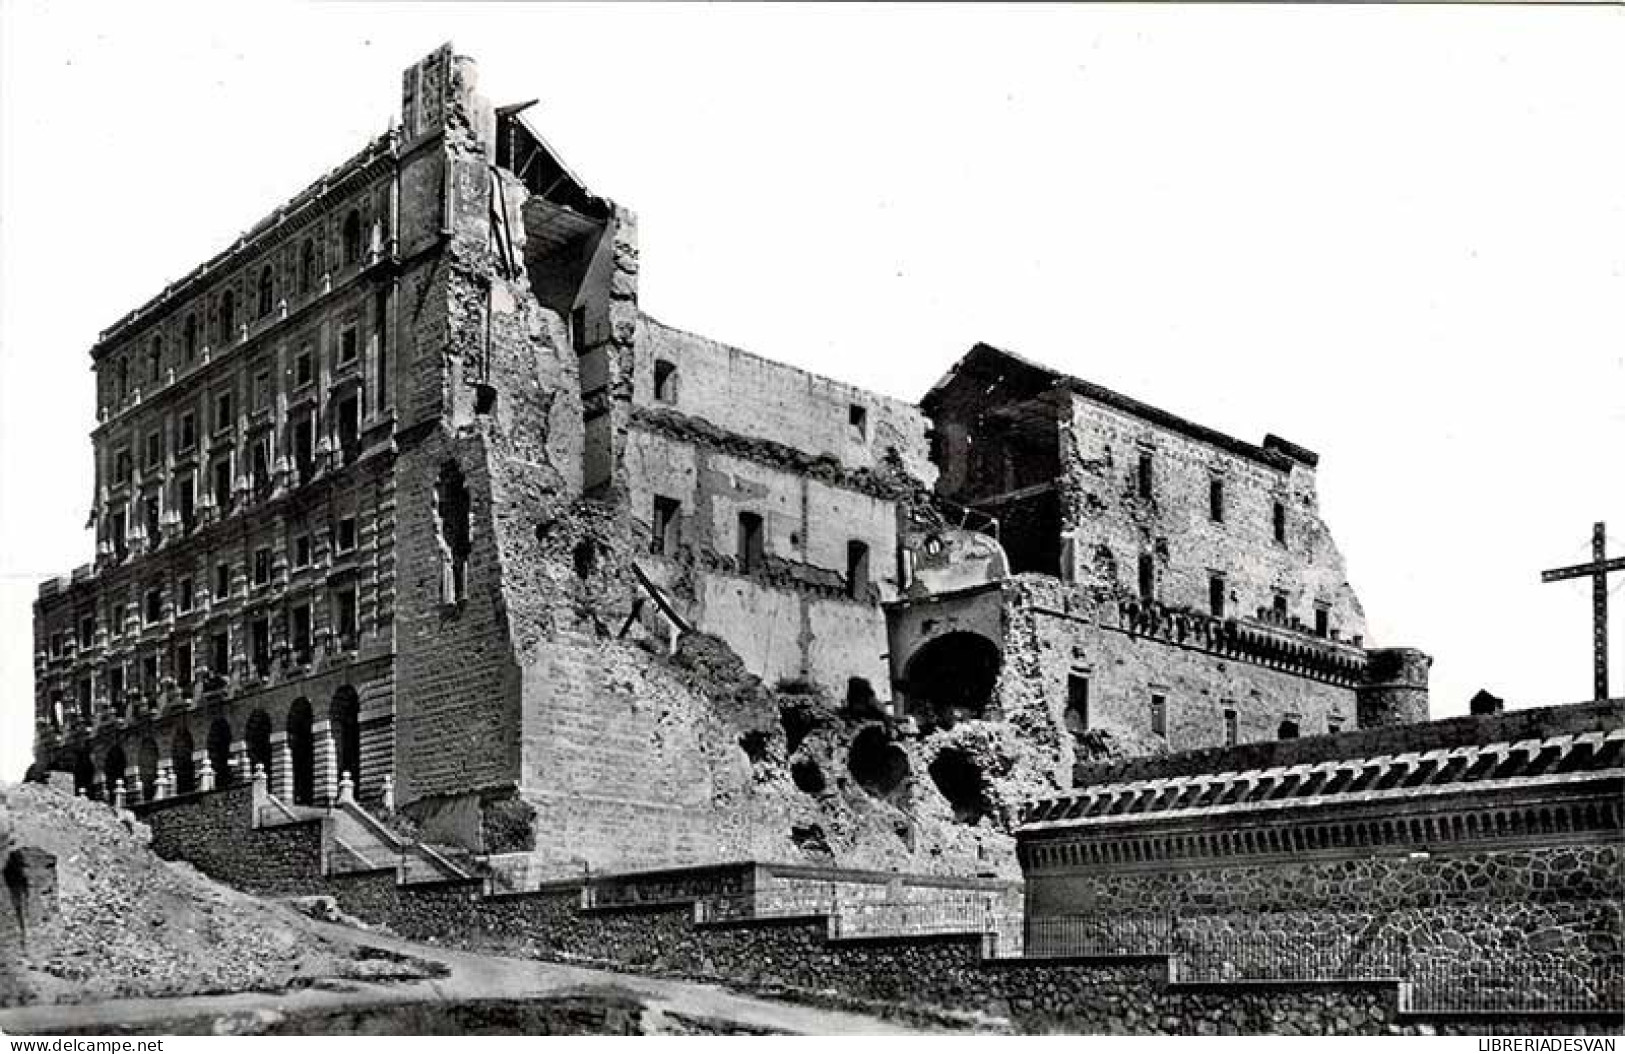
[0,782,443,1007]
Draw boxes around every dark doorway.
[207,717,233,788]
[903,632,1001,726]
[171,726,196,795]
[287,698,314,805]
[331,687,361,794]
[245,710,273,780]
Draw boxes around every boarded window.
[738,512,765,573]
[652,495,680,556]
[845,540,870,599]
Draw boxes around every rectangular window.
[653,359,677,404]
[49,632,64,659]
[1327,715,1344,735]
[293,534,312,569]
[177,472,196,531]
[845,540,870,599]
[214,391,233,433]
[1138,553,1155,601]
[292,415,314,483]
[110,509,128,560]
[175,639,193,691]
[1273,590,1289,622]
[1273,499,1287,545]
[250,437,270,496]
[737,512,765,573]
[291,603,312,664]
[1314,605,1330,638]
[114,448,132,485]
[849,403,868,439]
[336,394,359,454]
[1137,451,1154,499]
[339,324,359,365]
[251,617,270,677]
[78,678,92,719]
[111,602,126,637]
[294,346,314,387]
[140,653,158,693]
[143,494,160,542]
[1223,707,1239,746]
[652,496,680,556]
[108,665,125,707]
[79,614,95,649]
[144,587,163,625]
[214,562,231,600]
[1066,674,1090,735]
[1209,574,1226,618]
[179,411,197,452]
[335,516,357,554]
[335,587,358,648]
[144,431,162,469]
[1209,477,1225,523]
[210,630,229,676]
[1150,693,1168,738]
[252,547,271,587]
[177,577,194,614]
[254,368,272,411]
[213,457,233,512]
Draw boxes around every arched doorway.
[245,710,272,780]
[171,726,196,795]
[104,744,127,801]
[73,752,98,799]
[330,687,361,794]
[138,738,160,802]
[287,698,314,805]
[207,717,233,788]
[902,632,1002,727]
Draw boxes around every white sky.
[2,2,1622,781]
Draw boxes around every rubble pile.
[0,782,438,1006]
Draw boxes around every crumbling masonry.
[32,46,1433,881]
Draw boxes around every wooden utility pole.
[1541,522,1625,701]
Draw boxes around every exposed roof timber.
[498,108,610,222]
[924,342,1315,473]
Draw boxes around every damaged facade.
[32,46,1428,881]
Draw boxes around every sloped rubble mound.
[0,782,441,1006]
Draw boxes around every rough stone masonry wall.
[140,785,324,895]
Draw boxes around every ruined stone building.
[32,46,1429,878]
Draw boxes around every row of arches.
[68,688,361,807]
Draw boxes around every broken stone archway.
[901,632,1002,727]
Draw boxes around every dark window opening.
[288,699,314,805]
[207,718,232,787]
[294,347,314,387]
[903,631,1001,726]
[1137,451,1154,499]
[1327,715,1344,735]
[291,604,312,665]
[335,516,357,554]
[571,305,588,354]
[144,432,162,469]
[335,394,359,456]
[142,494,160,543]
[140,654,158,694]
[1138,553,1155,601]
[245,710,272,778]
[435,463,472,603]
[1065,674,1090,737]
[1272,591,1288,622]
[178,577,194,613]
[218,289,236,345]
[653,359,677,404]
[210,630,229,677]
[148,337,163,383]
[250,617,270,677]
[1209,574,1226,618]
[292,416,314,484]
[845,540,870,599]
[342,211,363,266]
[652,495,680,556]
[737,512,765,573]
[110,510,127,561]
[250,439,270,498]
[849,403,868,438]
[1223,707,1239,746]
[334,587,358,649]
[332,688,361,792]
[339,325,359,365]
[179,411,196,452]
[253,368,272,410]
[183,314,198,360]
[214,563,231,600]
[253,547,271,587]
[212,458,232,514]
[107,665,125,709]
[299,240,317,294]
[1273,499,1287,545]
[177,473,195,532]
[175,639,193,692]
[375,288,390,408]
[114,448,132,485]
[1150,693,1168,738]
[78,615,95,649]
[1278,718,1301,741]
[1210,477,1225,522]
[116,357,129,401]
[1314,606,1330,638]
[215,391,233,433]
[293,534,312,569]
[257,266,274,318]
[171,727,195,796]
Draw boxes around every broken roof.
[922,341,1319,472]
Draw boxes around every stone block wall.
[139,785,323,894]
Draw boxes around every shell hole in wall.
[847,725,910,800]
[791,757,826,794]
[929,746,989,825]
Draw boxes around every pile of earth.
[0,781,442,1006]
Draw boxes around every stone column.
[198,753,215,792]
[270,730,292,801]
[124,761,143,806]
[230,739,250,786]
[156,760,174,800]
[312,719,337,805]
